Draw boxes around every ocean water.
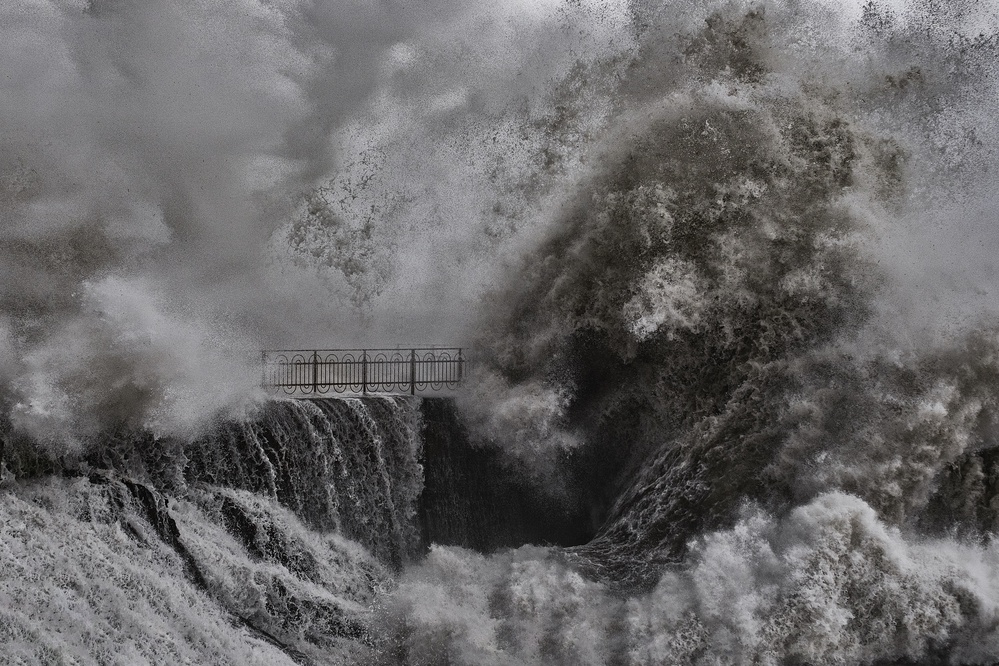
[4,0,999,663]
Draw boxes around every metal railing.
[261,348,465,396]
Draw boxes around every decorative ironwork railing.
[261,348,466,396]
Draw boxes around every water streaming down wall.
[0,396,449,664]
[186,397,426,568]
[182,395,589,561]
[3,393,579,571]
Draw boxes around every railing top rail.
[262,346,464,353]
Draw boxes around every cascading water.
[186,397,425,567]
[0,396,431,664]
[5,0,999,664]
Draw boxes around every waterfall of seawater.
[0,397,430,664]
[186,397,425,567]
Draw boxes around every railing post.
[311,351,318,394]
[362,350,368,395]
[410,349,416,395]
[458,348,464,383]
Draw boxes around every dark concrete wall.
[417,398,594,552]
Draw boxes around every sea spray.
[373,1,999,663]
[374,493,999,665]
[3,0,999,663]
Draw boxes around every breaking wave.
[375,1,999,663]
[4,0,999,664]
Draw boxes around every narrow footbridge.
[262,348,466,397]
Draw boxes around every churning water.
[4,0,999,664]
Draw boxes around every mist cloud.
[0,0,360,444]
